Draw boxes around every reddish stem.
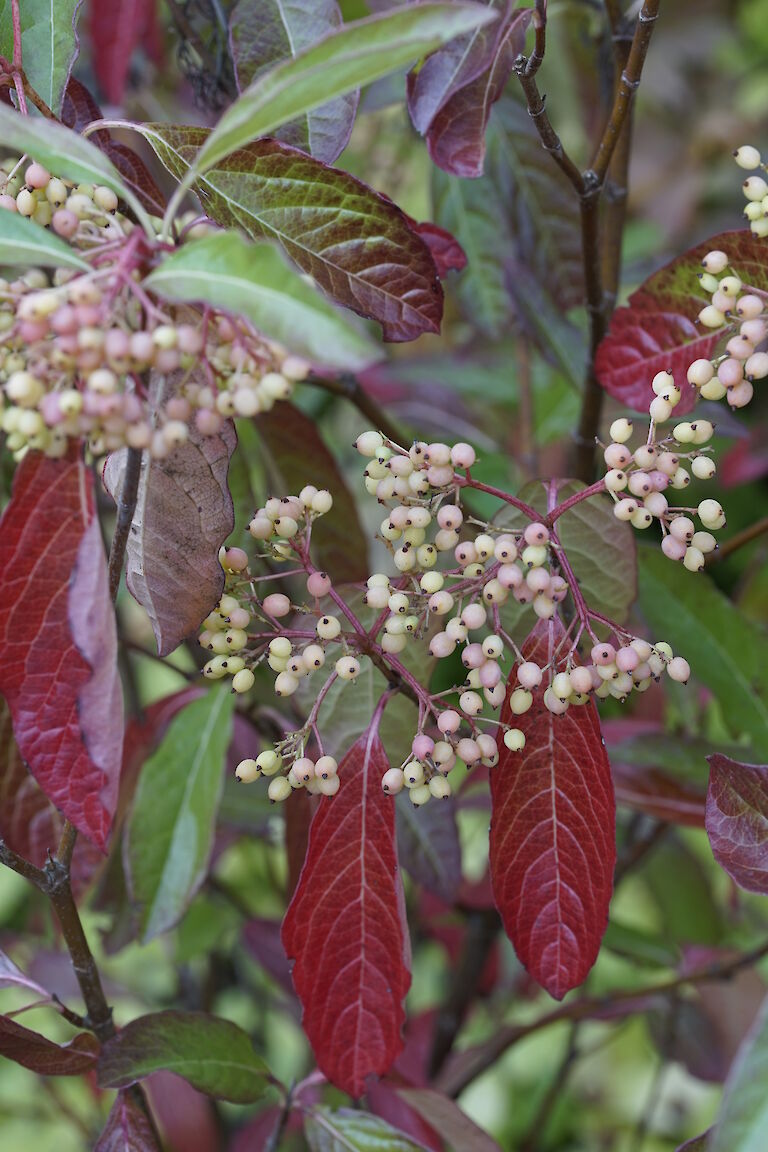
[546,479,608,526]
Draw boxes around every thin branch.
[0,840,47,890]
[512,56,584,195]
[436,935,768,1097]
[305,373,402,444]
[108,446,142,602]
[590,0,662,183]
[707,515,768,565]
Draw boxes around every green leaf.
[0,0,81,115]
[638,549,768,758]
[229,0,357,163]
[97,1010,272,1103]
[0,209,89,270]
[195,3,497,173]
[0,104,129,197]
[602,919,680,969]
[125,686,235,941]
[130,126,443,342]
[143,231,380,371]
[305,1107,426,1152]
[710,993,768,1151]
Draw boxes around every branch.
[108,446,142,601]
[512,56,584,195]
[590,0,662,183]
[707,514,768,565]
[304,373,403,444]
[435,936,768,1097]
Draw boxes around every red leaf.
[397,1088,502,1152]
[706,754,768,894]
[489,618,615,999]
[404,218,467,278]
[407,2,531,177]
[0,450,122,849]
[103,399,236,656]
[95,1090,162,1151]
[596,230,768,413]
[61,78,166,216]
[366,1080,443,1152]
[145,1071,221,1152]
[0,1015,99,1075]
[0,698,102,890]
[282,724,411,1097]
[255,403,368,584]
[612,761,705,827]
[88,0,162,105]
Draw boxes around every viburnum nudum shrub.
[0,2,768,1149]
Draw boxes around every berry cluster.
[600,391,725,571]
[0,159,307,463]
[734,144,768,238]
[227,430,692,805]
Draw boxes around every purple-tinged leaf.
[0,1015,99,1075]
[135,125,443,342]
[305,1107,428,1151]
[409,1,532,177]
[397,1088,502,1152]
[406,217,467,278]
[61,78,166,216]
[95,1090,162,1151]
[229,0,358,163]
[241,919,294,996]
[255,402,368,583]
[98,1011,272,1102]
[0,449,121,849]
[0,950,51,1000]
[104,386,236,656]
[596,231,768,414]
[145,1071,221,1152]
[88,0,163,105]
[709,993,768,1151]
[396,794,462,904]
[706,755,768,893]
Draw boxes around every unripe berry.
[727,380,754,408]
[661,534,686,561]
[456,738,481,766]
[336,656,361,681]
[509,688,533,714]
[667,656,690,683]
[433,741,455,770]
[317,615,341,640]
[305,756,334,783]
[670,467,691,489]
[734,145,761,169]
[521,544,548,568]
[702,250,728,274]
[274,671,299,696]
[670,516,694,542]
[438,709,461,734]
[405,760,425,787]
[605,469,628,492]
[746,352,768,380]
[356,430,383,456]
[743,175,768,201]
[698,499,725,530]
[688,359,715,387]
[691,456,716,480]
[420,571,444,594]
[644,492,668,517]
[700,379,727,401]
[482,635,504,660]
[264,593,291,618]
[311,490,333,514]
[268,777,292,803]
[235,758,260,783]
[691,531,717,553]
[683,546,705,572]
[551,671,573,700]
[459,690,483,716]
[437,504,463,530]
[609,417,633,443]
[698,306,726,329]
[409,784,431,807]
[604,442,632,469]
[543,688,569,714]
[269,636,292,659]
[613,498,638,521]
[450,442,476,468]
[257,750,281,775]
[649,396,673,422]
[232,669,255,693]
[429,776,452,799]
[461,603,487,630]
[476,733,498,763]
[628,473,653,498]
[503,728,525,752]
[382,633,407,654]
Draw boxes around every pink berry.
[430,632,456,659]
[438,710,461,734]
[524,522,550,546]
[437,504,462,530]
[263,594,291,618]
[412,734,434,759]
[307,571,332,598]
[52,209,78,238]
[615,646,640,673]
[450,442,476,469]
[718,358,745,388]
[456,738,481,766]
[461,643,485,669]
[661,535,686,561]
[591,643,616,666]
[196,409,223,435]
[25,163,50,188]
[479,661,501,688]
[517,662,542,689]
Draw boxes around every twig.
[519,1020,581,1152]
[305,373,403,444]
[707,514,768,565]
[512,56,584,195]
[436,935,768,1097]
[428,907,500,1077]
[108,446,142,601]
